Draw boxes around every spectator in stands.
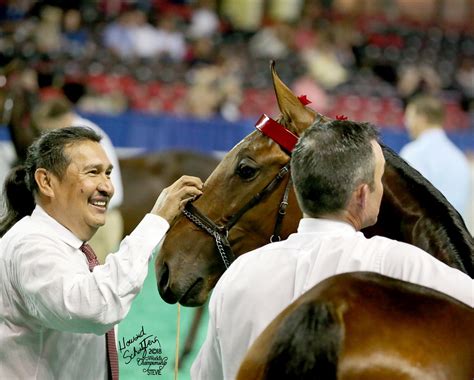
[187,36,216,67]
[249,21,293,60]
[186,52,243,120]
[61,8,91,57]
[102,9,137,59]
[397,65,442,105]
[32,95,125,263]
[151,14,187,62]
[400,94,471,219]
[105,8,187,62]
[126,8,162,59]
[33,5,63,54]
[299,28,350,90]
[188,0,220,40]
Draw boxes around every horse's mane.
[262,301,340,380]
[381,143,473,275]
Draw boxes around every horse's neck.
[365,146,473,276]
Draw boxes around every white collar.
[297,218,357,235]
[31,205,84,249]
[417,128,445,140]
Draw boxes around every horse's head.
[155,62,326,306]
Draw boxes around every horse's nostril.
[157,263,179,304]
[158,263,170,292]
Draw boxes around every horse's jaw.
[155,223,225,306]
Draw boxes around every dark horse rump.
[237,271,474,380]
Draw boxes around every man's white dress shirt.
[400,128,471,219]
[191,218,473,380]
[0,205,169,379]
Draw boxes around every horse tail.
[0,165,35,236]
[262,300,342,380]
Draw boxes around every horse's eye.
[236,163,258,180]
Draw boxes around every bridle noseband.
[182,114,298,269]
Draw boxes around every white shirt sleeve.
[14,214,168,335]
[191,289,224,380]
[382,241,473,307]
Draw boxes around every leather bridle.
[182,114,298,269]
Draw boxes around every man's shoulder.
[2,215,33,238]
[3,216,57,244]
[369,234,429,259]
[1,217,44,257]
[400,138,427,157]
[365,234,426,255]
[216,241,296,290]
[231,240,296,267]
[369,233,410,245]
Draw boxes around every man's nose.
[98,175,114,196]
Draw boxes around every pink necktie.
[81,243,119,380]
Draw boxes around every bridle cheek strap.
[181,115,297,270]
[255,114,296,242]
[255,114,298,153]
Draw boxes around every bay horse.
[119,150,220,236]
[155,62,473,307]
[237,271,474,380]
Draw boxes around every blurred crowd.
[0,0,473,128]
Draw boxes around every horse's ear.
[271,61,329,135]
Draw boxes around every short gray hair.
[291,119,379,217]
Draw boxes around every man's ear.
[355,183,370,210]
[34,168,55,198]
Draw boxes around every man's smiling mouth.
[90,200,107,210]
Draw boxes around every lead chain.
[183,208,231,269]
[213,232,231,269]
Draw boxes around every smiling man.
[0,127,203,379]
[36,137,115,241]
[32,96,126,263]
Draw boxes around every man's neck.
[415,124,442,139]
[306,210,362,231]
[37,199,96,241]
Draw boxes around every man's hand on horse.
[152,175,203,224]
